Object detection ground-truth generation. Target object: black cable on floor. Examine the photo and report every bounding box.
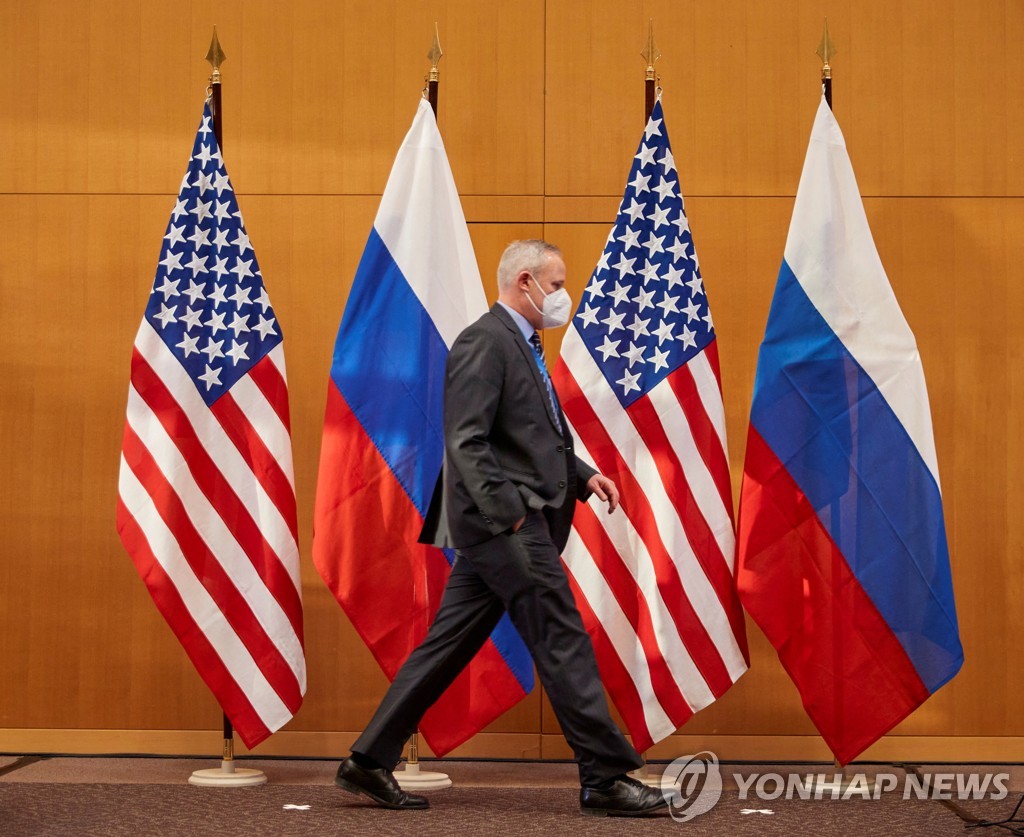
[901,763,1024,836]
[965,792,1024,836]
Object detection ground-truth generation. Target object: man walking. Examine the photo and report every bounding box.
[335,240,667,817]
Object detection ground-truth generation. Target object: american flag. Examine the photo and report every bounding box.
[117,101,305,749]
[553,99,749,752]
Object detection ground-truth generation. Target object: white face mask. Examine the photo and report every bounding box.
[525,277,573,329]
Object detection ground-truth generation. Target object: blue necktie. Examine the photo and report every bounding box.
[529,331,563,433]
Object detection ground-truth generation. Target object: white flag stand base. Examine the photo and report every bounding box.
[394,760,453,790]
[189,760,267,787]
[629,760,661,788]
[393,732,452,790]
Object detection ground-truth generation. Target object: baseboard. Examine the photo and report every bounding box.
[0,728,1020,763]
[0,729,541,760]
[544,734,1024,763]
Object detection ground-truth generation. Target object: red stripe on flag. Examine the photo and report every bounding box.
[738,426,930,764]
[556,359,734,700]
[313,383,527,756]
[626,389,748,663]
[211,388,299,543]
[130,350,304,639]
[664,352,734,524]
[116,497,272,749]
[564,568,655,753]
[248,353,292,434]
[572,501,695,729]
[703,337,726,398]
[121,424,303,715]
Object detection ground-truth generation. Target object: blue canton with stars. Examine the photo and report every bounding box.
[574,99,714,408]
[144,101,282,406]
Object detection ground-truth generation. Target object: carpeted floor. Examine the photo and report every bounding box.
[0,758,1021,836]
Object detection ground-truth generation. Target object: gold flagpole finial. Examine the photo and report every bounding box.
[206,25,227,85]
[816,18,836,79]
[427,22,443,83]
[640,18,661,81]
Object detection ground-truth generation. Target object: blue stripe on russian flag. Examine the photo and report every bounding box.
[751,259,963,694]
[331,228,534,694]
[331,228,447,517]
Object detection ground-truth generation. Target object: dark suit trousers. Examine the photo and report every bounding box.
[351,511,643,786]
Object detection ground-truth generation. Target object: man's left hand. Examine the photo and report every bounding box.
[586,473,620,514]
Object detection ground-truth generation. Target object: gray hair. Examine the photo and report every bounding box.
[496,239,562,292]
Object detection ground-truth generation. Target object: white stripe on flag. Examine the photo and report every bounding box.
[229,373,295,492]
[135,321,301,593]
[125,385,306,684]
[267,344,289,383]
[687,350,731,467]
[374,99,487,349]
[784,98,941,486]
[647,377,735,564]
[118,456,295,732]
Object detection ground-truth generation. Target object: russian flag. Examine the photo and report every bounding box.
[736,97,963,765]
[312,99,533,756]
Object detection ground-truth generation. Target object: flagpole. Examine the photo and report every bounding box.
[641,19,660,123]
[809,21,845,787]
[808,24,877,792]
[188,28,265,788]
[630,19,664,791]
[206,25,225,149]
[426,22,442,117]
[394,26,452,793]
[815,31,840,769]
[817,18,835,110]
[817,21,848,781]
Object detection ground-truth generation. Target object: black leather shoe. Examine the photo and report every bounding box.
[335,757,429,810]
[580,775,668,817]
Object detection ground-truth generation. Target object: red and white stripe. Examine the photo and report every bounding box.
[117,320,305,748]
[555,328,748,752]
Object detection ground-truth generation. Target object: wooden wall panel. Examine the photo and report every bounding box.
[0,0,1021,760]
[218,0,545,196]
[546,0,1024,199]
[0,0,545,196]
[0,194,216,730]
[0,0,195,194]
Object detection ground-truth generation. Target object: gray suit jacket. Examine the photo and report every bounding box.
[419,304,596,551]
